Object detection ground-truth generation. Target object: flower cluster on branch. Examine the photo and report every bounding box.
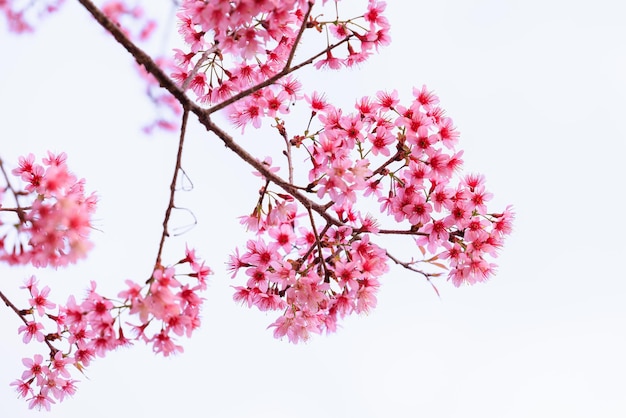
[1,0,513,410]
[8,252,209,410]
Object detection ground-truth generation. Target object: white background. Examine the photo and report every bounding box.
[1,0,625,416]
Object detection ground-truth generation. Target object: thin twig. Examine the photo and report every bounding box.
[76,0,426,256]
[0,206,32,212]
[385,251,441,297]
[77,0,194,109]
[204,37,351,116]
[0,159,26,223]
[181,46,219,92]
[0,290,59,355]
[276,121,294,184]
[0,290,28,325]
[302,207,330,279]
[378,229,428,236]
[284,1,314,70]
[198,115,342,226]
[155,107,189,268]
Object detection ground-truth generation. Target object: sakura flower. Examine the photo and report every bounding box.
[29,285,55,317]
[21,354,48,382]
[18,321,45,344]
[28,392,55,411]
[314,50,342,70]
[268,223,296,253]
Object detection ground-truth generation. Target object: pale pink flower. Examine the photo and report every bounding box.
[28,391,55,411]
[412,85,440,110]
[10,378,32,398]
[375,89,399,110]
[57,379,78,402]
[268,223,296,253]
[21,354,48,381]
[29,285,55,316]
[368,126,394,156]
[19,321,45,344]
[151,330,184,356]
[402,193,433,226]
[305,91,329,113]
[314,50,342,70]
[50,351,71,379]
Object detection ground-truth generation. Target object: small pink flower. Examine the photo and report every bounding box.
[21,354,48,381]
[375,89,399,110]
[29,285,56,316]
[28,391,55,411]
[18,321,45,344]
[305,91,329,113]
[50,351,71,379]
[151,330,184,356]
[314,50,342,70]
[412,85,440,109]
[10,378,32,398]
[268,223,296,253]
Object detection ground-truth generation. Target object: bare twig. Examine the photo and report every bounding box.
[284,1,314,70]
[385,251,441,297]
[0,159,27,223]
[155,107,190,268]
[275,121,294,184]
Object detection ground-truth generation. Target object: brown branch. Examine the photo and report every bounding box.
[182,46,218,91]
[378,229,428,236]
[384,252,441,297]
[75,0,346,229]
[0,206,32,212]
[76,0,199,113]
[303,207,329,279]
[77,0,429,252]
[203,37,352,116]
[197,114,343,226]
[0,159,27,223]
[0,289,59,355]
[0,290,28,325]
[155,107,190,268]
[275,121,294,184]
[284,1,314,70]
[368,147,408,178]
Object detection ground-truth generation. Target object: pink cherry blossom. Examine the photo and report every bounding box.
[18,321,45,344]
[2,0,514,409]
[28,284,56,317]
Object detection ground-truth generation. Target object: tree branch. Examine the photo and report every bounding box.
[0,289,59,355]
[384,252,441,297]
[75,0,443,289]
[0,159,27,223]
[75,0,346,229]
[155,107,189,268]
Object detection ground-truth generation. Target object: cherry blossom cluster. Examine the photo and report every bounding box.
[10,248,210,410]
[230,226,388,343]
[302,86,514,286]
[0,152,97,268]
[2,0,515,408]
[0,0,64,33]
[172,0,390,109]
[228,85,513,341]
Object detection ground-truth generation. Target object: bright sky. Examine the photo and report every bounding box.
[1,1,625,417]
